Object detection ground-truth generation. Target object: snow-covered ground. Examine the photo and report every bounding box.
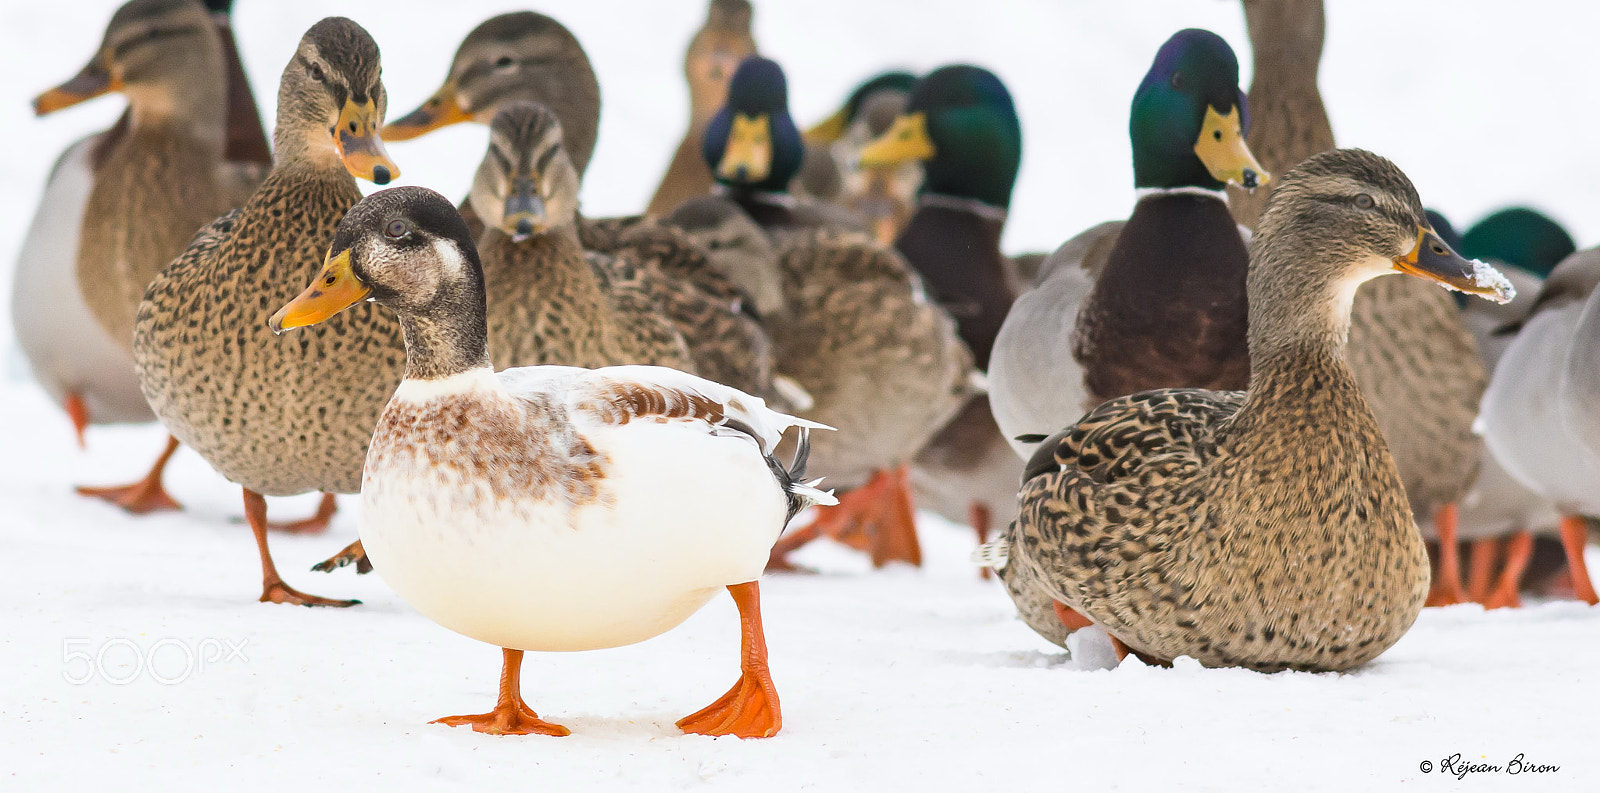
[4,384,1598,790]
[4,1,1600,790]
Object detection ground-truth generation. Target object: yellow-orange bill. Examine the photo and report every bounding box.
[381,84,472,142]
[1392,226,1515,304]
[1192,106,1268,190]
[335,99,400,184]
[268,249,370,332]
[857,112,935,167]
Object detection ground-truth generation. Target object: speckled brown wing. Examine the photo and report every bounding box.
[583,251,697,371]
[135,165,405,497]
[581,215,773,398]
[79,129,228,355]
[769,229,972,488]
[1345,277,1485,516]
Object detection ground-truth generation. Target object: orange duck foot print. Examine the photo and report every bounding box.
[433,706,570,737]
[260,580,360,608]
[677,669,782,738]
[75,434,184,514]
[311,539,371,574]
[268,492,338,535]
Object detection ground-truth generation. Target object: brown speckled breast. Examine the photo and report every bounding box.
[1010,348,1429,672]
[135,162,403,497]
[769,230,973,487]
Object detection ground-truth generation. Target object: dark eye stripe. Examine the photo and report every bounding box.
[533,141,561,173]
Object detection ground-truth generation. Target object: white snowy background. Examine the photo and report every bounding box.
[2,0,1598,790]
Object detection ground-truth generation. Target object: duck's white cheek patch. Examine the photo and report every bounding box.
[430,237,469,279]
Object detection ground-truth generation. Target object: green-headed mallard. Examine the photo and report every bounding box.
[990,29,1266,476]
[983,149,1514,670]
[380,12,776,403]
[269,184,833,737]
[14,0,270,515]
[678,56,972,569]
[645,0,758,218]
[795,70,923,246]
[134,16,402,607]
[853,64,1029,558]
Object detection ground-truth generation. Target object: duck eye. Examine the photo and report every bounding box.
[309,63,325,82]
[494,56,516,70]
[1169,72,1184,90]
[1354,194,1375,210]
[384,219,411,239]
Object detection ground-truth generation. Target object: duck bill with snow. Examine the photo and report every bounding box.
[1393,226,1516,304]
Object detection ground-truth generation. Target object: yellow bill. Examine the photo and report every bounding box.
[803,106,848,146]
[717,113,773,183]
[858,112,935,167]
[1193,106,1268,190]
[335,99,400,184]
[1392,226,1515,304]
[268,249,371,333]
[382,83,472,142]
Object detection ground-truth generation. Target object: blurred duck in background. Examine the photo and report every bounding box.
[12,0,270,515]
[794,71,923,245]
[674,55,973,570]
[646,0,758,218]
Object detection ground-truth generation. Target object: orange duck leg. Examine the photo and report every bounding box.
[63,391,90,449]
[1483,531,1534,610]
[767,466,921,571]
[76,434,183,514]
[677,582,782,738]
[433,648,570,736]
[1466,537,1501,604]
[1558,516,1599,606]
[242,489,359,608]
[267,492,338,535]
[1425,503,1467,607]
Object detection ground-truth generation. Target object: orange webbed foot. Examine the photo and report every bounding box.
[75,434,184,514]
[434,649,569,736]
[267,492,338,535]
[679,582,782,739]
[260,580,360,608]
[311,539,371,574]
[433,705,570,737]
[677,667,782,738]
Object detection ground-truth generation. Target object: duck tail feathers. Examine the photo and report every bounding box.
[971,535,1010,571]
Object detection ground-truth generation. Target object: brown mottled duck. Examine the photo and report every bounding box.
[981,149,1514,671]
[14,0,270,515]
[645,0,758,218]
[134,17,402,607]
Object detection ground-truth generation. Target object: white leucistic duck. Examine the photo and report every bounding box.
[269,186,835,737]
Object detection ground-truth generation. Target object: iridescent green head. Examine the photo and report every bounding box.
[857,64,1021,209]
[1461,207,1576,278]
[1130,29,1266,191]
